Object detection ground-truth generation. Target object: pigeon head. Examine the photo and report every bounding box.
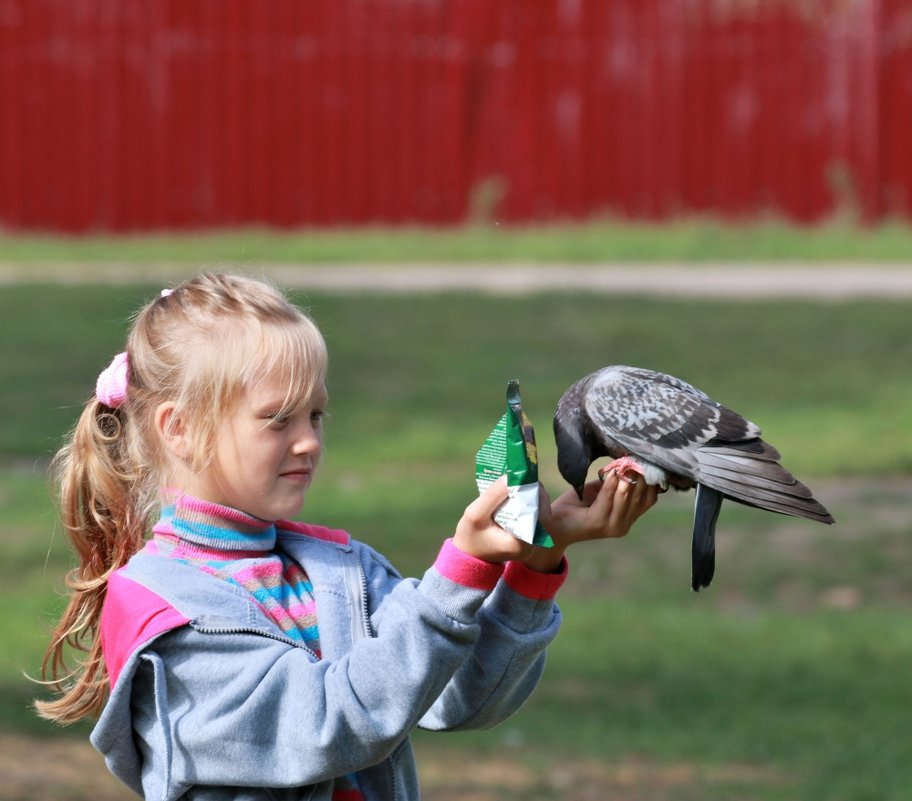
[553,386,595,499]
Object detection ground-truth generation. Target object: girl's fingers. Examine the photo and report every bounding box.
[606,478,637,535]
[595,472,658,538]
[455,475,533,562]
[616,480,659,528]
[468,475,510,520]
[543,470,662,547]
[587,470,620,519]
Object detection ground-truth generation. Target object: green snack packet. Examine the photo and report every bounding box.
[475,380,553,547]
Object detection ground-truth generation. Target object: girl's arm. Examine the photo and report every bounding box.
[416,556,564,731]
[417,471,658,731]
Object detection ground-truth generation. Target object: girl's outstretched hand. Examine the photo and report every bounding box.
[452,476,534,563]
[527,470,660,573]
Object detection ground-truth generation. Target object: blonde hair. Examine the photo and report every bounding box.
[36,272,327,724]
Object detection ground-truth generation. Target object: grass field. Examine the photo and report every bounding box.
[3,216,912,264]
[1,272,910,800]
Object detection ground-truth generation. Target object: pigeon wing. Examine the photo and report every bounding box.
[582,366,759,479]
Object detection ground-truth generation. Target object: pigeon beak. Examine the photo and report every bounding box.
[574,484,585,501]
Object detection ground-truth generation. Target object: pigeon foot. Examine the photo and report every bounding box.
[598,456,669,491]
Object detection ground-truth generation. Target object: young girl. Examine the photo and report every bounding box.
[38,272,657,800]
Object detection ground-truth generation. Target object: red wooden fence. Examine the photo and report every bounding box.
[1,0,910,233]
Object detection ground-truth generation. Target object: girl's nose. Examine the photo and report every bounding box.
[292,423,322,455]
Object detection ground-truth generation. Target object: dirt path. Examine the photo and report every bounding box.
[266,262,912,299]
[0,733,780,801]
[1,261,911,299]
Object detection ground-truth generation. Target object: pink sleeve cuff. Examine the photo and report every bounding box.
[434,538,505,592]
[503,556,569,600]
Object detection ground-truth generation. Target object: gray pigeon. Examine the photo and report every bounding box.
[553,365,834,591]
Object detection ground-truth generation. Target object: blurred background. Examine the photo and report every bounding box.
[1,2,911,800]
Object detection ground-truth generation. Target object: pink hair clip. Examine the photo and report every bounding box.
[96,352,130,409]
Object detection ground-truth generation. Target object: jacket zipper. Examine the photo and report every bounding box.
[191,623,321,662]
[356,559,372,639]
[356,558,399,801]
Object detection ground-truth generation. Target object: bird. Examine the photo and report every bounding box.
[553,365,834,591]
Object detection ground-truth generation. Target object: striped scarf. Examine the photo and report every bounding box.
[145,493,322,657]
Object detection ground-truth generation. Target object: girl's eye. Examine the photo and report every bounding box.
[310,410,325,426]
[267,413,290,429]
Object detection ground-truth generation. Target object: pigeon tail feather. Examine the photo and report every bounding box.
[692,484,722,591]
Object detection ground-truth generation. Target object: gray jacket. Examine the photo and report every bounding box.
[91,522,565,800]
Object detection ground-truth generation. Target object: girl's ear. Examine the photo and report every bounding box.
[154,402,189,461]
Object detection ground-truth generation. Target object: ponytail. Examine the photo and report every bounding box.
[35,398,149,724]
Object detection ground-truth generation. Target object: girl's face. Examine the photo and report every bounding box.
[187,370,328,521]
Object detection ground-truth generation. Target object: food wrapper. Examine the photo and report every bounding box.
[475,380,553,547]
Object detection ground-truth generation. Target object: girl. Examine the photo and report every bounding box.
[38,272,657,800]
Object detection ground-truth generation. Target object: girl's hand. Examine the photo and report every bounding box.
[453,476,533,563]
[525,470,660,573]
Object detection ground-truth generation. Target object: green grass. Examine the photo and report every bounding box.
[2,283,911,799]
[2,287,910,474]
[479,601,912,800]
[3,217,912,263]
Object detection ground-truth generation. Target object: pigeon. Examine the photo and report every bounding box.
[553,365,834,591]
